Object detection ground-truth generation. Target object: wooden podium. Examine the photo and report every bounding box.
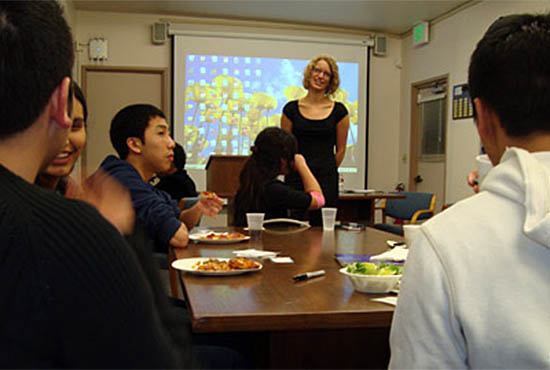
[205,155,248,198]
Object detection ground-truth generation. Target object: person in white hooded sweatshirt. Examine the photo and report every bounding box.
[389,13,550,369]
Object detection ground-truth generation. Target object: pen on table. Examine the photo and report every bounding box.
[293,269,325,281]
[390,241,406,248]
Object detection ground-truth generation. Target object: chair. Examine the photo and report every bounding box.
[153,250,180,299]
[374,192,436,235]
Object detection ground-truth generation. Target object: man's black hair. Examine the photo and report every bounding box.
[110,104,166,159]
[468,13,550,136]
[0,1,74,138]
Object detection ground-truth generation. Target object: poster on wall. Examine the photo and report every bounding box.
[452,83,474,120]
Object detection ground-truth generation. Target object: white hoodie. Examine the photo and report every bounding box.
[389,147,550,369]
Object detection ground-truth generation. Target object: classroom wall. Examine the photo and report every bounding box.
[73,10,402,191]
[400,0,550,204]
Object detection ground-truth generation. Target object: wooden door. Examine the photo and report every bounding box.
[409,75,448,212]
[80,66,168,174]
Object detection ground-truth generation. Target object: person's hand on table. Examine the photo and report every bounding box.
[467,169,479,193]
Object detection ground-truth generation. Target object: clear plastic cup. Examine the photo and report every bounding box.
[246,213,265,240]
[321,207,337,231]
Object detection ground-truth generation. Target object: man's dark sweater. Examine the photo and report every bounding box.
[99,155,181,248]
[0,165,189,368]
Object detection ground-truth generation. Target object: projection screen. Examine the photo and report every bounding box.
[172,31,369,190]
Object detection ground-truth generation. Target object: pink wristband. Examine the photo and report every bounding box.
[309,191,325,209]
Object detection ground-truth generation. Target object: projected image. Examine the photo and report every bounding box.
[180,55,359,170]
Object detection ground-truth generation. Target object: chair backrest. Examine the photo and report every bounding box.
[385,192,435,221]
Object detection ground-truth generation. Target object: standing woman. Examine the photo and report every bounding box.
[281,55,349,225]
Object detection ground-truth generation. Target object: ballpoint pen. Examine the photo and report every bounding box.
[293,269,326,281]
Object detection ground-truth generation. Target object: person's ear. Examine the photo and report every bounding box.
[474,97,498,143]
[49,77,72,129]
[127,137,143,154]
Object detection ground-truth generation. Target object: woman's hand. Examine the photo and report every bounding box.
[68,170,135,235]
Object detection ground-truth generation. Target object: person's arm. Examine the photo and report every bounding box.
[281,113,293,133]
[56,207,188,368]
[389,229,467,369]
[169,222,189,248]
[294,154,323,209]
[335,115,350,167]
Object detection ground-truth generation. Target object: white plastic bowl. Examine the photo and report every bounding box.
[340,267,401,293]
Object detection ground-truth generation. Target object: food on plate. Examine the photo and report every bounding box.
[201,232,246,240]
[201,191,217,199]
[346,262,402,276]
[193,257,260,271]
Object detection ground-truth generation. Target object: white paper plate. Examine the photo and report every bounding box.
[172,257,262,276]
[189,232,250,244]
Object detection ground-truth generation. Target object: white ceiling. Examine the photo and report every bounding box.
[72,0,473,35]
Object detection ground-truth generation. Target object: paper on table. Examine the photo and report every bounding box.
[233,249,278,259]
[270,256,294,263]
[370,246,409,262]
[189,228,214,237]
[372,296,398,306]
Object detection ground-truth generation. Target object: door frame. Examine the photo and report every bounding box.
[81,65,169,112]
[409,74,448,196]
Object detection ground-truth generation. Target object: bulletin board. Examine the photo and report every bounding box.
[452,83,474,120]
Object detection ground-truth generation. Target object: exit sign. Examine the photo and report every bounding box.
[413,22,429,47]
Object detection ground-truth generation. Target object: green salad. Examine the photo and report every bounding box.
[346,262,402,276]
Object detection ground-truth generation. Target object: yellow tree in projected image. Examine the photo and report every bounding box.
[185,82,221,163]
[185,74,283,165]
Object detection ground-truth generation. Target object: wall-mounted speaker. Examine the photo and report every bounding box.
[374,35,387,56]
[152,22,167,44]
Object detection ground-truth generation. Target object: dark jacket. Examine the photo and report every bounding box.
[99,155,181,247]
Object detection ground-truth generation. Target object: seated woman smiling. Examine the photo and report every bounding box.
[36,81,87,195]
[232,127,325,226]
[36,82,134,235]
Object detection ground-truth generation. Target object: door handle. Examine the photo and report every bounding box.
[414,175,423,184]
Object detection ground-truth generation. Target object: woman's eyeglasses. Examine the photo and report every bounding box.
[312,67,332,78]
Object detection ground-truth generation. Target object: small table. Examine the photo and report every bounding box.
[338,192,406,226]
[173,226,403,368]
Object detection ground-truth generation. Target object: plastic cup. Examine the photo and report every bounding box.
[246,213,265,240]
[476,154,493,185]
[321,207,337,231]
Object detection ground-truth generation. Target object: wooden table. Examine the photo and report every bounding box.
[173,226,403,368]
[338,192,406,226]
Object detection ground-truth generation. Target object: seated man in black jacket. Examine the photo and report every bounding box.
[99,104,223,252]
[0,2,197,367]
[155,142,199,200]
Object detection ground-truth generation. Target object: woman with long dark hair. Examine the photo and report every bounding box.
[233,127,325,226]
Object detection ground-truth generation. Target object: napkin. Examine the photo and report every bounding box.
[270,256,294,263]
[189,228,214,237]
[372,297,398,306]
[233,249,278,259]
[370,246,409,262]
